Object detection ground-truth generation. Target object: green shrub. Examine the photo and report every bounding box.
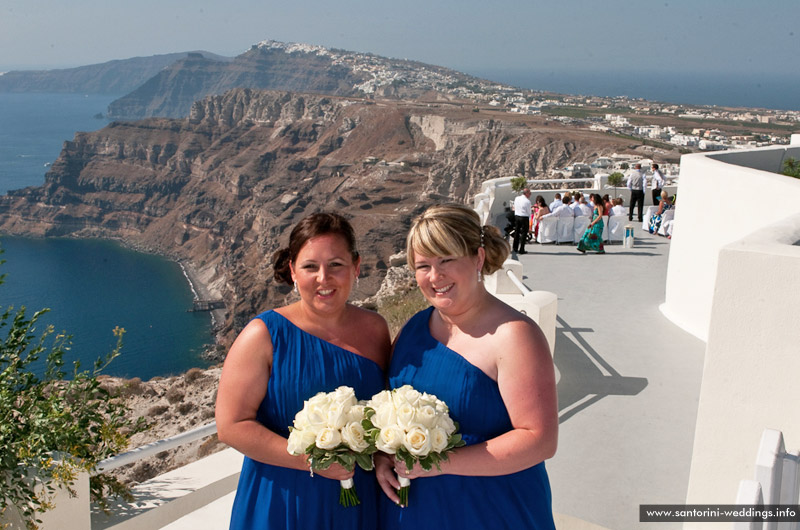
[510,175,528,193]
[781,157,800,179]
[607,172,625,197]
[0,253,147,528]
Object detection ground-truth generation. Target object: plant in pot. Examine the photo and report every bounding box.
[607,172,625,198]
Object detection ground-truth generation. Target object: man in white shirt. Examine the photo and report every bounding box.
[512,188,532,254]
[549,193,563,212]
[575,195,593,217]
[651,163,666,205]
[610,197,626,216]
[570,195,584,216]
[551,194,574,217]
[626,163,646,222]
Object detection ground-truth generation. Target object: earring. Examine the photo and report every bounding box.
[293,281,298,293]
[355,276,360,288]
[477,269,483,283]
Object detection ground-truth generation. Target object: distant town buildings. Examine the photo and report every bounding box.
[259,40,798,152]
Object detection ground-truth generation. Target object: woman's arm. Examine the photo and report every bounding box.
[395,319,558,479]
[215,319,353,480]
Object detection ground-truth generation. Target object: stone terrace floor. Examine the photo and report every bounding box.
[163,224,706,530]
[522,225,706,530]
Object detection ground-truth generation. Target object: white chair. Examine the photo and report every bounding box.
[657,209,675,237]
[601,215,609,242]
[573,216,590,243]
[662,219,674,238]
[536,215,558,244]
[556,216,574,244]
[642,205,658,230]
[607,215,627,243]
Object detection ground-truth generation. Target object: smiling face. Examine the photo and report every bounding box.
[413,250,484,313]
[290,233,360,315]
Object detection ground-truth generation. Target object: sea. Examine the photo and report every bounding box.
[0,93,213,380]
[473,69,800,112]
[0,73,794,378]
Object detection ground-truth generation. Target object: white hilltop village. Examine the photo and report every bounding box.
[257,41,799,158]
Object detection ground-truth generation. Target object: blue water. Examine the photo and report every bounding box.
[472,69,800,112]
[0,93,213,379]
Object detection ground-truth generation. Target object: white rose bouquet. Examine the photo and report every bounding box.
[364,384,465,506]
[287,386,376,507]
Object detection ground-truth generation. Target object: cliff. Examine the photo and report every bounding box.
[105,40,505,119]
[0,52,231,95]
[0,88,643,346]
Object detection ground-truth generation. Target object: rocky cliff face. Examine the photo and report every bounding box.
[0,88,638,346]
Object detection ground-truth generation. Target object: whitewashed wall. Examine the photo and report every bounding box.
[684,213,800,520]
[662,145,800,341]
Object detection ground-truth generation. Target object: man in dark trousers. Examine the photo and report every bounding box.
[512,188,532,254]
[626,163,646,222]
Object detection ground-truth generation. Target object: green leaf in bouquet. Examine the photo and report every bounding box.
[354,452,374,471]
[364,407,375,420]
[339,451,356,470]
[419,455,434,472]
[448,433,465,448]
[396,447,415,473]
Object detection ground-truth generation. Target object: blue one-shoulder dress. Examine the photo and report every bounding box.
[380,307,555,530]
[229,310,384,530]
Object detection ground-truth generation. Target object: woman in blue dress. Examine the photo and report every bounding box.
[577,193,606,254]
[216,213,391,529]
[376,204,558,529]
[648,191,673,234]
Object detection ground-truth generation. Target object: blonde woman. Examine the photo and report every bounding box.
[376,204,557,529]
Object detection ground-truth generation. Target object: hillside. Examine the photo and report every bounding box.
[0,51,231,95]
[106,40,508,119]
[0,88,655,347]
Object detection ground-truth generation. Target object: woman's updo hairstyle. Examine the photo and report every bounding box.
[272,212,359,285]
[406,203,510,275]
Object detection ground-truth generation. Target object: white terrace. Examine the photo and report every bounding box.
[9,137,800,530]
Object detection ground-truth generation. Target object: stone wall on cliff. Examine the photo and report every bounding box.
[0,88,642,347]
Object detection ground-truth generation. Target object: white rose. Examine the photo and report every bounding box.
[293,408,311,431]
[415,404,437,429]
[287,428,317,455]
[434,399,449,415]
[420,392,439,407]
[315,427,343,450]
[403,425,432,457]
[304,395,332,430]
[326,400,350,430]
[341,421,370,453]
[376,425,405,454]
[437,413,457,435]
[430,426,449,453]
[369,390,393,408]
[371,402,397,430]
[393,385,421,408]
[347,404,367,424]
[331,386,357,408]
[396,402,416,430]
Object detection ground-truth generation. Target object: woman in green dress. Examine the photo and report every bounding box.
[577,194,605,254]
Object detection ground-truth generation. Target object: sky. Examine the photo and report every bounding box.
[2,0,797,75]
[2,0,799,110]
